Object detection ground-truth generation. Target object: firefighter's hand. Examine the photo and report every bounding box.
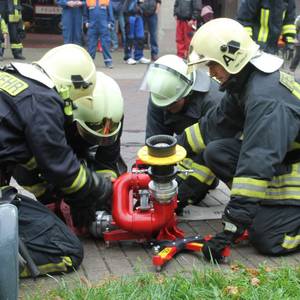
[68,172,113,228]
[202,217,245,263]
[202,232,233,263]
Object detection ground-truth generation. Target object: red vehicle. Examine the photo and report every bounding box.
[21,0,62,33]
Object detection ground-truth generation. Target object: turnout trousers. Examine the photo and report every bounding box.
[203,138,300,255]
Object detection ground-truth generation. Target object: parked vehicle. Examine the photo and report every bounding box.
[21,0,62,33]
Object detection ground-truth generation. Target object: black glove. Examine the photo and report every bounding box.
[176,177,213,215]
[65,171,113,228]
[202,231,234,263]
[202,216,245,263]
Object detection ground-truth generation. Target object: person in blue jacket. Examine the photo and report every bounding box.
[84,0,114,68]
[57,0,85,45]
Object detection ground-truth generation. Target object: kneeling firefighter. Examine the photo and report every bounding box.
[0,44,120,280]
[180,18,300,262]
[141,54,223,213]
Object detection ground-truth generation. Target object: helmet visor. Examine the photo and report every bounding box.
[76,118,121,146]
[140,63,192,106]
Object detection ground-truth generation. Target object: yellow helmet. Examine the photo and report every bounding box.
[34,44,96,101]
[73,72,124,146]
[188,18,259,74]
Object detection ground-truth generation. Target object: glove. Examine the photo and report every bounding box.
[202,231,234,263]
[65,171,113,228]
[176,177,214,215]
[202,216,245,263]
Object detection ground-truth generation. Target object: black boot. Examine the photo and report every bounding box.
[12,49,25,60]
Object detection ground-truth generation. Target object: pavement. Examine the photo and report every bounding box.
[2,34,300,298]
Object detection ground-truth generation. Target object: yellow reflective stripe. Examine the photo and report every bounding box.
[282,24,296,35]
[265,186,300,200]
[61,165,87,194]
[285,36,295,43]
[8,13,21,22]
[190,162,215,185]
[10,43,23,49]
[185,123,205,154]
[289,141,300,150]
[96,169,117,179]
[258,8,269,43]
[21,157,37,170]
[231,177,268,199]
[282,234,300,249]
[179,158,193,169]
[20,256,73,278]
[23,182,47,198]
[177,159,193,180]
[244,26,253,37]
[292,81,300,100]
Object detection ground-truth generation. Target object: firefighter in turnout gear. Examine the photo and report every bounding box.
[141,54,223,212]
[0,44,116,277]
[236,0,296,55]
[184,18,300,262]
[0,0,26,59]
[13,70,126,219]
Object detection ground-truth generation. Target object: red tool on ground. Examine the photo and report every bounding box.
[49,135,235,271]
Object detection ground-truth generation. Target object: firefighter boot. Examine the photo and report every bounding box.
[12,49,26,60]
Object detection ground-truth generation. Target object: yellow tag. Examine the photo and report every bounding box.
[189,242,203,247]
[159,247,173,259]
[0,71,28,96]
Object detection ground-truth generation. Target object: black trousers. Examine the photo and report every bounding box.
[203,138,300,255]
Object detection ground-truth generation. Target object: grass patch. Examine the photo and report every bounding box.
[27,264,300,300]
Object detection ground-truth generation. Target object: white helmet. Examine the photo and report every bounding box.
[140,55,210,107]
[188,18,283,74]
[73,72,124,146]
[34,44,96,102]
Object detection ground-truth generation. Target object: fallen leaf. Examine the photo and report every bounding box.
[224,285,239,295]
[251,277,260,286]
[264,266,272,272]
[80,276,92,288]
[230,264,240,272]
[246,268,259,277]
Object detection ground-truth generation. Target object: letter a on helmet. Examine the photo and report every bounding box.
[188,18,282,74]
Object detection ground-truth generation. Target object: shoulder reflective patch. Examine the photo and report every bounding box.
[279,71,294,92]
[0,71,28,96]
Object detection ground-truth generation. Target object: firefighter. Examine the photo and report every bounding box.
[184,18,300,261]
[236,0,296,55]
[13,71,126,207]
[141,54,223,212]
[0,0,26,59]
[0,44,114,275]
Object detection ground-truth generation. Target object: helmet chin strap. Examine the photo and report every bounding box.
[58,86,75,124]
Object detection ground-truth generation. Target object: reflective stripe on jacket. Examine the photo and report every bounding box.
[237,0,296,52]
